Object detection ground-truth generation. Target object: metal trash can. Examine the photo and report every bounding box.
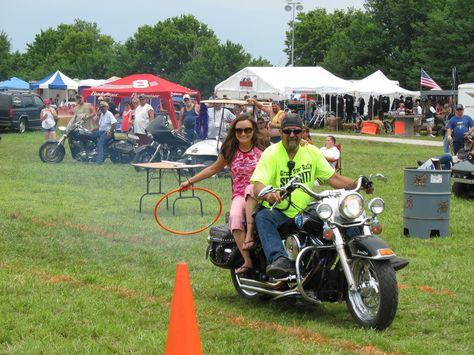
[403,168,451,238]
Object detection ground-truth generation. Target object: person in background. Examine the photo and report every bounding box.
[40,98,57,140]
[319,135,340,169]
[447,104,474,154]
[120,101,133,133]
[178,94,200,142]
[71,94,97,131]
[133,94,155,146]
[442,104,453,153]
[248,99,285,143]
[94,101,117,164]
[180,114,267,275]
[301,125,313,144]
[206,101,235,140]
[103,93,118,118]
[424,100,436,137]
[256,116,271,147]
[414,99,423,136]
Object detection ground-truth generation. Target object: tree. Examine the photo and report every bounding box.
[0,31,12,80]
[413,0,474,88]
[126,15,271,97]
[21,19,117,80]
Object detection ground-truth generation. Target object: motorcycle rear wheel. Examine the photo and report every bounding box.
[346,259,397,330]
[39,141,65,163]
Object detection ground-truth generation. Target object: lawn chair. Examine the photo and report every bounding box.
[335,144,342,174]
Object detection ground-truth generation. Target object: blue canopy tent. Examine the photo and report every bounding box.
[0,77,30,90]
[30,70,78,105]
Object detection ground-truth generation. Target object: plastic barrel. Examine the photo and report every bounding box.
[403,168,451,238]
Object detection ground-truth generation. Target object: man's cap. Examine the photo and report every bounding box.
[183,94,191,100]
[455,104,464,110]
[281,113,304,129]
[138,94,146,99]
[99,101,109,108]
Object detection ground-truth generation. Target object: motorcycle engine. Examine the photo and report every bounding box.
[110,141,134,154]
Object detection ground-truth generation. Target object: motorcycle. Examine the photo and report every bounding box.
[451,134,474,198]
[132,114,192,171]
[207,174,408,330]
[39,117,139,164]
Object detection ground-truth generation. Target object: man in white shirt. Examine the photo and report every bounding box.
[94,101,117,164]
[319,135,340,169]
[206,102,235,139]
[133,94,155,145]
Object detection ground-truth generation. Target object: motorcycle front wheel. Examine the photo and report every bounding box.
[133,146,161,172]
[346,259,397,330]
[39,141,65,163]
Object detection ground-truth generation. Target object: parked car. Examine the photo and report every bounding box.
[0,91,45,133]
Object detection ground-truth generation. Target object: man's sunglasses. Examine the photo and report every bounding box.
[235,127,253,134]
[282,129,303,135]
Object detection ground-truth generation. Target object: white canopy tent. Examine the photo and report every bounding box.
[337,70,419,97]
[215,66,351,101]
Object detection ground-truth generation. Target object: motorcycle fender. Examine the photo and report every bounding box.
[347,235,395,260]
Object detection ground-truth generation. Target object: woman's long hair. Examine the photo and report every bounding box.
[221,113,267,164]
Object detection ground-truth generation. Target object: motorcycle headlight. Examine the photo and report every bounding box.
[316,203,333,220]
[339,193,364,219]
[368,197,385,215]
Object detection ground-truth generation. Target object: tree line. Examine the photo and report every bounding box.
[1,0,473,98]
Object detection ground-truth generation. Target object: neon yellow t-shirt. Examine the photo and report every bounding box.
[251,142,335,217]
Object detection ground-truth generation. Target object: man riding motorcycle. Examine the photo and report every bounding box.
[251,113,375,278]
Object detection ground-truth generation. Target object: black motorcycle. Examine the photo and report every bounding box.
[207,174,408,330]
[39,118,138,164]
[132,114,191,171]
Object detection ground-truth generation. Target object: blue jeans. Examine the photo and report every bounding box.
[255,208,293,264]
[443,132,450,153]
[93,131,111,164]
[438,153,453,169]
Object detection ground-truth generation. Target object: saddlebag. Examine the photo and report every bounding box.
[206,224,242,269]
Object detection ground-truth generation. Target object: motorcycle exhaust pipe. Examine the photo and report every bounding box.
[240,284,299,298]
[239,277,286,290]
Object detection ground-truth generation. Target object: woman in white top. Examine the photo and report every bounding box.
[40,98,58,141]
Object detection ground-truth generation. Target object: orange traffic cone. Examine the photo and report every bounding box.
[165,262,203,355]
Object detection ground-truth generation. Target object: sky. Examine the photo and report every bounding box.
[1,0,365,66]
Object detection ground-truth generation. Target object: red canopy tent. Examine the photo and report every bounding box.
[82,74,200,128]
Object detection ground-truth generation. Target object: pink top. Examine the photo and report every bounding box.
[229,147,262,198]
[121,110,132,132]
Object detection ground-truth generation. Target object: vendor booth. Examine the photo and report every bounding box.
[215,66,351,101]
[0,77,30,90]
[30,70,78,105]
[82,74,199,128]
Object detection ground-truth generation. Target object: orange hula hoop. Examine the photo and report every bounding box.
[154,187,223,235]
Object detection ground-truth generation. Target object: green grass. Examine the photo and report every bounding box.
[0,131,473,354]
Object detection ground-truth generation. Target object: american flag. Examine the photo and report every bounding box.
[420,69,442,90]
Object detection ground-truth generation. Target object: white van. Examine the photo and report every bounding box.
[457,83,474,117]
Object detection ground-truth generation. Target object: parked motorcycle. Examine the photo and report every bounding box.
[451,134,474,198]
[207,174,408,330]
[132,114,191,171]
[39,117,138,164]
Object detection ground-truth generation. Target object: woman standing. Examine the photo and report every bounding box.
[40,98,57,141]
[120,101,133,133]
[180,114,267,274]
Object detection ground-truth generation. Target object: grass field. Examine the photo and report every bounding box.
[0,130,473,354]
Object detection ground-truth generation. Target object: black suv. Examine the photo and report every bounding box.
[0,91,45,133]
